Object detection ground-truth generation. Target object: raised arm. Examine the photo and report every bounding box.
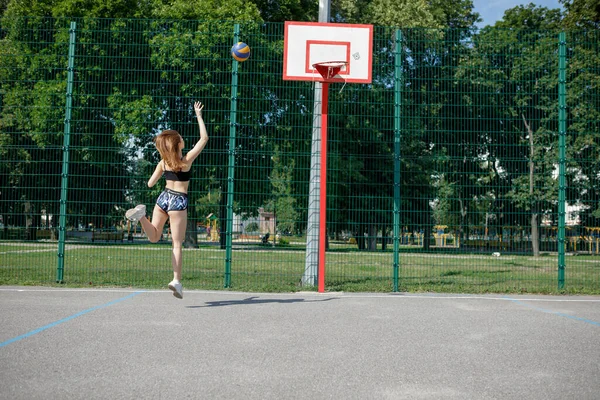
[183,101,209,164]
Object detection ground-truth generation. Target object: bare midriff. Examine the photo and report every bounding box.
[165,180,190,194]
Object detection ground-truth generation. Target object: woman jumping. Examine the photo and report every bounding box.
[125,101,209,299]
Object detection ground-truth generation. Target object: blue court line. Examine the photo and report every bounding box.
[0,291,145,348]
[507,297,600,327]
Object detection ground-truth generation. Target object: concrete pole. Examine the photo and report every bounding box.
[302,0,330,286]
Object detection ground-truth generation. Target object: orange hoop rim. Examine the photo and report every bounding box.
[312,61,348,82]
[312,61,348,69]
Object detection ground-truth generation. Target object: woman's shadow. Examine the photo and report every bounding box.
[186,296,338,308]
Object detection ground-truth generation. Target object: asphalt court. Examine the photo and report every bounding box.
[1,287,599,400]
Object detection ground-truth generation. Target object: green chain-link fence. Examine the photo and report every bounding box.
[1,17,599,293]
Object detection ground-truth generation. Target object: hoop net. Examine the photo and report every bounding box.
[312,61,348,81]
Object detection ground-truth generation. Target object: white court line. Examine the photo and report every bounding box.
[1,287,599,302]
[570,259,600,264]
[0,249,57,255]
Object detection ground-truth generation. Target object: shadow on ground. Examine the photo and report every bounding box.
[186,296,338,308]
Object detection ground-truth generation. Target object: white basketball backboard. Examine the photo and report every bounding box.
[283,22,373,84]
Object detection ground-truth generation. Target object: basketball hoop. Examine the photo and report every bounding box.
[312,61,348,81]
[284,22,373,292]
[312,61,349,93]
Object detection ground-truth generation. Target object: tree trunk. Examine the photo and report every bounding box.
[355,230,366,250]
[423,224,431,251]
[459,198,467,245]
[531,214,539,256]
[219,191,227,249]
[184,220,198,248]
[523,114,539,257]
[368,224,377,251]
[29,213,41,241]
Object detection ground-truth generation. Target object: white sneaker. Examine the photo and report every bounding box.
[168,280,183,299]
[125,204,146,223]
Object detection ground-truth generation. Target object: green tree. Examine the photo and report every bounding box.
[0,0,9,15]
[249,0,317,22]
[150,0,261,21]
[334,0,440,27]
[0,3,157,235]
[432,176,460,228]
[559,1,600,229]
[324,1,479,250]
[1,0,282,247]
[4,0,148,18]
[457,4,563,256]
[560,0,600,28]
[265,146,298,235]
[333,0,479,28]
[0,17,76,234]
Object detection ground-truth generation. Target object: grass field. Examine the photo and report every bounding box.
[1,241,599,294]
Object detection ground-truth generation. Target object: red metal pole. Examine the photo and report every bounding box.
[318,82,329,293]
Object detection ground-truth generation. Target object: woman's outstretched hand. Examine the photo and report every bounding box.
[194,101,204,118]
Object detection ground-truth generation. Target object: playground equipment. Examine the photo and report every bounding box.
[206,213,219,242]
[583,227,600,255]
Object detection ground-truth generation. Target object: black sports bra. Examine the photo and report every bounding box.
[164,169,191,182]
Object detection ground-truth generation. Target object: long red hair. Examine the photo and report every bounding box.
[154,130,187,171]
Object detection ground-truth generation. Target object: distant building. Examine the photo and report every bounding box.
[233,208,276,234]
[542,202,588,227]
[258,208,276,234]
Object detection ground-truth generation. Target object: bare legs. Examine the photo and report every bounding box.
[167,210,187,281]
[137,206,187,289]
[139,205,169,243]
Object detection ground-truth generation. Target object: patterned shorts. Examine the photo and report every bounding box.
[156,189,188,213]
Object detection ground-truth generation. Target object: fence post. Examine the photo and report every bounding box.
[224,23,240,288]
[57,21,77,283]
[393,29,403,292]
[557,32,567,290]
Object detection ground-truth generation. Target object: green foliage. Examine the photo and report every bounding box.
[428,0,480,29]
[3,0,150,18]
[333,0,478,28]
[334,0,439,27]
[51,0,151,18]
[251,0,317,22]
[432,176,460,229]
[266,146,298,234]
[3,0,53,18]
[449,5,566,236]
[151,0,261,21]
[564,29,600,226]
[195,188,222,224]
[0,0,8,14]
[560,0,600,29]
[495,3,562,29]
[0,13,598,267]
[107,92,162,144]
